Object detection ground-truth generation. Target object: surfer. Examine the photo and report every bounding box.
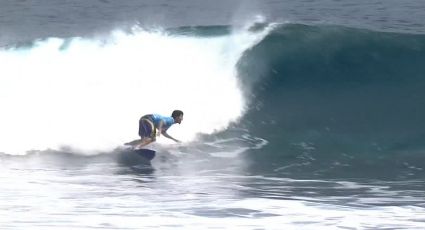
[125,110,183,149]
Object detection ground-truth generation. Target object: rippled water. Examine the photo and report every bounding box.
[2,150,425,229]
[1,0,425,46]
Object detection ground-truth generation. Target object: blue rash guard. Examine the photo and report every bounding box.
[149,114,175,131]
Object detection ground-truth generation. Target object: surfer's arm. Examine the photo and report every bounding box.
[162,130,181,143]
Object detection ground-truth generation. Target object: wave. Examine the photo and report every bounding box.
[233,24,425,178]
[238,24,425,148]
[0,23,271,155]
[2,21,425,179]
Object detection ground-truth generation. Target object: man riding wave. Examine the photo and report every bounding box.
[125,110,183,149]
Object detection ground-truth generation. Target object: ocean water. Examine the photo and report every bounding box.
[1,1,425,229]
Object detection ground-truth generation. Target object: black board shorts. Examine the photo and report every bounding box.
[138,115,156,139]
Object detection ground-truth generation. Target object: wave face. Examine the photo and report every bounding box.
[0,25,271,154]
[2,22,425,179]
[235,24,425,178]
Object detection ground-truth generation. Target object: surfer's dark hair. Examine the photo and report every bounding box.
[171,110,183,119]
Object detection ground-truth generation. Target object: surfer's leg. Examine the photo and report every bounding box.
[124,139,141,146]
[125,116,155,149]
[134,137,154,149]
[133,117,155,149]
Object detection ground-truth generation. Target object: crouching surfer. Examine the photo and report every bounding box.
[125,110,183,149]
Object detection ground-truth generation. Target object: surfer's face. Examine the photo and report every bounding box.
[175,114,183,124]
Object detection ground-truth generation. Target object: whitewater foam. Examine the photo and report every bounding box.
[0,24,271,155]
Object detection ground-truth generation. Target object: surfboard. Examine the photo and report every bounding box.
[115,147,156,166]
[132,148,156,161]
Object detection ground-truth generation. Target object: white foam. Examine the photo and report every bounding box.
[0,24,271,154]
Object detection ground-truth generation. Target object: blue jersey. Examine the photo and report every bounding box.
[150,114,175,131]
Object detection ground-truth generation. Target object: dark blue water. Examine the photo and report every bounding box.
[234,24,425,180]
[2,0,425,46]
